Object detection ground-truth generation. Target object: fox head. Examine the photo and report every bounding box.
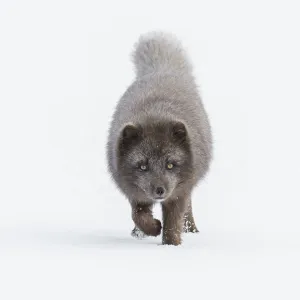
[117,120,193,202]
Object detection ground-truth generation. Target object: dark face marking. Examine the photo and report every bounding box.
[118,121,192,202]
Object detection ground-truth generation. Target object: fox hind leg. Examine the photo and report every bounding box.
[183,197,199,233]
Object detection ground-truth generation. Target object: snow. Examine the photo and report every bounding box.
[1,0,300,299]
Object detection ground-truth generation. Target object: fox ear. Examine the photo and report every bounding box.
[122,124,141,140]
[119,124,142,152]
[172,121,187,143]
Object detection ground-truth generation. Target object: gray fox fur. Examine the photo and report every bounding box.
[107,32,212,245]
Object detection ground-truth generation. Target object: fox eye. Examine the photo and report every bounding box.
[139,164,148,171]
[166,163,174,170]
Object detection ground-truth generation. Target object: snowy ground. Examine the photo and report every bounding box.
[1,0,300,299]
[1,226,299,299]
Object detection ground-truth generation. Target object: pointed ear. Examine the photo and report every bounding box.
[119,123,142,152]
[172,121,187,143]
[122,124,141,140]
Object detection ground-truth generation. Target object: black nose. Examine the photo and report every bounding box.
[156,187,165,197]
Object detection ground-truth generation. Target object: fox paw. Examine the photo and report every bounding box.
[183,220,199,233]
[131,226,147,239]
[147,219,162,236]
[141,219,162,237]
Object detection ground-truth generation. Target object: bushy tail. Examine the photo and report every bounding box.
[132,31,192,78]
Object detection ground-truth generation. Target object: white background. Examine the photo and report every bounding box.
[1,0,300,299]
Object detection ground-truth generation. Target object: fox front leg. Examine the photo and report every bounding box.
[162,198,186,245]
[131,203,162,237]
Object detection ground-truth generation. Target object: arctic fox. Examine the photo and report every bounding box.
[107,32,212,245]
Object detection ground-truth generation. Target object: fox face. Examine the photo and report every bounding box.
[117,120,193,202]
